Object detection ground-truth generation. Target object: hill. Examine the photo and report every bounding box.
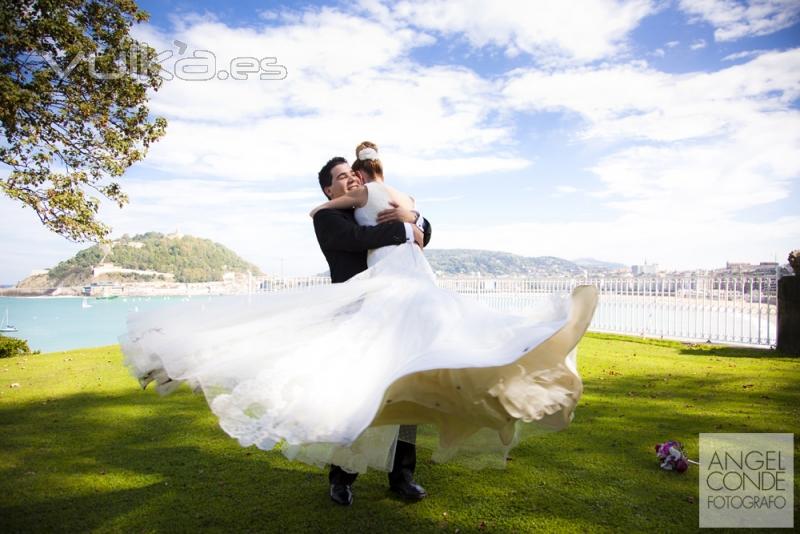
[424,249,586,277]
[572,257,627,271]
[19,232,263,287]
[317,249,624,277]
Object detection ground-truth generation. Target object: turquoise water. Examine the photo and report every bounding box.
[0,296,226,353]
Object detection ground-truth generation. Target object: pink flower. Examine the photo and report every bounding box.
[655,440,695,473]
[675,458,689,473]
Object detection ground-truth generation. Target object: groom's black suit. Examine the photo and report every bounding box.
[312,207,432,488]
[313,208,431,282]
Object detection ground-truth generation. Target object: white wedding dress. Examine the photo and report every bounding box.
[120,181,598,473]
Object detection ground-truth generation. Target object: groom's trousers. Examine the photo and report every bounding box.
[329,425,417,486]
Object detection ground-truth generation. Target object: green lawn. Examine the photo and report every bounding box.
[1,333,797,533]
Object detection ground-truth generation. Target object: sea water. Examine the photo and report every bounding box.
[0,296,225,353]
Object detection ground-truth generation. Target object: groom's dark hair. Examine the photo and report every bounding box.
[318,156,348,199]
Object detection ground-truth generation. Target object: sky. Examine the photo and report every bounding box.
[1,0,799,283]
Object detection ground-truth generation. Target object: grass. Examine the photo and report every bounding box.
[0,333,798,533]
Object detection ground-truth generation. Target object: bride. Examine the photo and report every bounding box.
[119,141,598,479]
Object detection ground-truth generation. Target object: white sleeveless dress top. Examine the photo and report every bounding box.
[354,181,403,266]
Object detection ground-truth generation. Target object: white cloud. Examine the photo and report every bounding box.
[590,122,799,218]
[666,40,681,47]
[555,185,579,194]
[501,48,800,251]
[130,10,525,183]
[0,196,86,283]
[415,195,462,203]
[722,48,771,60]
[679,0,800,41]
[502,49,800,143]
[690,38,707,49]
[381,0,659,64]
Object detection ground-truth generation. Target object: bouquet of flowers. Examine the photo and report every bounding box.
[655,440,699,472]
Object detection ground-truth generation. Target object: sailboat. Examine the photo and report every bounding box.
[82,297,92,309]
[0,308,18,333]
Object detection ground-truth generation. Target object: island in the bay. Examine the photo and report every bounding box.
[6,232,263,297]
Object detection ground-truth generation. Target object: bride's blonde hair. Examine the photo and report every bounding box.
[352,140,383,179]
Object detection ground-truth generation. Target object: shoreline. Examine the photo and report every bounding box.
[0,284,253,298]
[4,332,780,357]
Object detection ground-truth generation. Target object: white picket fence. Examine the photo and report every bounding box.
[251,275,779,347]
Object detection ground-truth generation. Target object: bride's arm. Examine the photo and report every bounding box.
[313,210,410,252]
[376,189,432,247]
[308,186,368,218]
[376,186,417,224]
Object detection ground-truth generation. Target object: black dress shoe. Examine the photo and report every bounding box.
[389,479,427,500]
[330,483,353,506]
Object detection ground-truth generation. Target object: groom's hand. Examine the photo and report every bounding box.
[377,201,417,224]
[413,225,424,248]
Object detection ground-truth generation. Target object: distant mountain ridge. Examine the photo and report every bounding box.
[424,249,583,277]
[316,249,625,277]
[17,232,262,287]
[572,257,627,270]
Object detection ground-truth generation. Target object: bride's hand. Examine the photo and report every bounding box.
[376,201,418,224]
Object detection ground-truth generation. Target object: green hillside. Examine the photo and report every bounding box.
[425,249,584,277]
[43,232,263,284]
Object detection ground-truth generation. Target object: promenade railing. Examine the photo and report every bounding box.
[251,275,778,347]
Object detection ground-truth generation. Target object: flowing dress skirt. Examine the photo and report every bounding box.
[120,243,598,473]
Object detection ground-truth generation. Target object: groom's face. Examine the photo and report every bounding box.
[326,162,362,199]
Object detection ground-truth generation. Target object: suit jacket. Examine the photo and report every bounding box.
[313,208,432,283]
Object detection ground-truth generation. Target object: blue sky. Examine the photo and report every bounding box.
[1,0,799,282]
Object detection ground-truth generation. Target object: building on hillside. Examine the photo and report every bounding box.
[724,261,780,275]
[92,262,175,280]
[632,262,659,276]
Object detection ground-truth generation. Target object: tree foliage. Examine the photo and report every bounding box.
[0,334,33,358]
[0,0,166,242]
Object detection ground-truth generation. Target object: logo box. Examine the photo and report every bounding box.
[699,433,794,528]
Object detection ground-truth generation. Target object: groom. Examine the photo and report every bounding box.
[314,156,432,506]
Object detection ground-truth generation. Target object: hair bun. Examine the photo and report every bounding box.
[355,140,379,158]
[352,140,383,178]
[357,147,379,161]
